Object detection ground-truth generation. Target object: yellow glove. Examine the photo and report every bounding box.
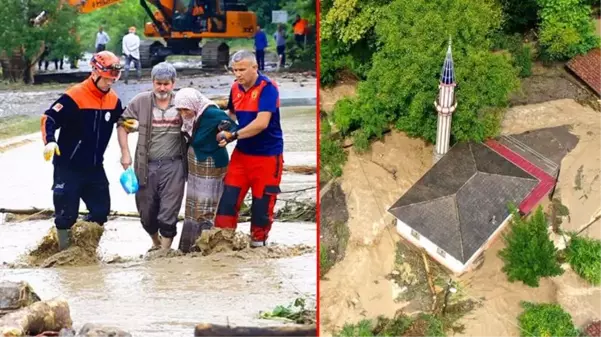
[122,119,139,133]
[43,142,60,161]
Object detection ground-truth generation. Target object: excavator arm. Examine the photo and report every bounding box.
[66,0,124,13]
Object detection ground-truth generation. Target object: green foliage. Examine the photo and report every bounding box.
[76,0,148,54]
[319,0,381,85]
[319,118,347,181]
[499,205,564,287]
[320,35,375,86]
[518,302,580,337]
[499,0,540,33]
[336,314,447,337]
[0,0,80,60]
[565,234,601,285]
[330,0,519,148]
[537,0,600,61]
[514,45,533,78]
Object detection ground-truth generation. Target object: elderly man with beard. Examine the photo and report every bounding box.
[116,62,187,251]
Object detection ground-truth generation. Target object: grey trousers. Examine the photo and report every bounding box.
[135,157,185,238]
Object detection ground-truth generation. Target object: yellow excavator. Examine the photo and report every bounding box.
[39,0,258,68]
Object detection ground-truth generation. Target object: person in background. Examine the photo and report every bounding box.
[38,44,51,71]
[213,50,284,248]
[254,25,267,71]
[174,87,238,253]
[122,26,142,84]
[117,62,187,252]
[95,26,110,52]
[292,15,307,48]
[41,51,124,251]
[273,24,286,69]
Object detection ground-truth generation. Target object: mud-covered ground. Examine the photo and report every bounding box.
[0,64,317,335]
[318,63,600,336]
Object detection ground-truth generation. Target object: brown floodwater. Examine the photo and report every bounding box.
[0,218,316,336]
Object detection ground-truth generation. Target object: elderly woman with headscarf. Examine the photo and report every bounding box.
[174,87,238,253]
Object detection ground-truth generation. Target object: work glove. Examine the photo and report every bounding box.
[43,142,60,161]
[122,119,139,132]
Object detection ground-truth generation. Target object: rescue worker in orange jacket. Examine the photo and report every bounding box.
[214,50,284,247]
[41,51,125,251]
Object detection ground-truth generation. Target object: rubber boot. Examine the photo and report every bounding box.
[57,229,71,251]
[250,240,266,248]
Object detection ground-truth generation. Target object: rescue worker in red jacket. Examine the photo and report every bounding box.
[41,51,125,251]
[214,50,284,247]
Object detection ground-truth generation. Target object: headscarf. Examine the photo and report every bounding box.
[174,87,218,138]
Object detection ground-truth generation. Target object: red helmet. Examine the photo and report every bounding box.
[90,51,123,79]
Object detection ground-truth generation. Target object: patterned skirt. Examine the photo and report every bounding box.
[184,148,227,223]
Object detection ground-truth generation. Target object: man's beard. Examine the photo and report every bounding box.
[154,91,171,100]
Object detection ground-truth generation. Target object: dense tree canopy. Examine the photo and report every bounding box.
[328,0,519,148]
[0,0,80,81]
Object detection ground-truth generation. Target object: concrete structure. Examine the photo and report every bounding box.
[434,38,457,163]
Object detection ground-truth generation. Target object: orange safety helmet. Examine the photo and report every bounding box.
[90,51,123,79]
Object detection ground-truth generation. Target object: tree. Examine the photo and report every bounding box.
[499,0,540,33]
[0,0,80,82]
[330,0,519,149]
[537,0,600,61]
[518,302,580,337]
[76,0,148,54]
[499,205,564,287]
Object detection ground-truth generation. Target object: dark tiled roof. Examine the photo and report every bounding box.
[585,320,601,337]
[388,142,539,263]
[566,48,601,96]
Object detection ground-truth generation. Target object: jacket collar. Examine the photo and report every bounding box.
[85,76,110,99]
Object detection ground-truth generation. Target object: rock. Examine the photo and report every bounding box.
[76,323,132,337]
[0,280,41,317]
[0,298,72,336]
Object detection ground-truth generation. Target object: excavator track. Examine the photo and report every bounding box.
[139,39,166,68]
[201,41,230,68]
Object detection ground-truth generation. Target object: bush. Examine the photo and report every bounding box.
[330,0,519,149]
[514,45,533,77]
[518,302,580,337]
[499,0,541,33]
[337,314,446,337]
[498,205,564,287]
[537,0,600,61]
[319,119,347,181]
[565,234,601,285]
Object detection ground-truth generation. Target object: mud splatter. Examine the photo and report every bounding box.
[194,228,250,255]
[25,221,104,267]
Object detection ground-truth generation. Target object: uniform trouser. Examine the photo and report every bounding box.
[135,157,185,238]
[52,165,110,230]
[215,149,283,242]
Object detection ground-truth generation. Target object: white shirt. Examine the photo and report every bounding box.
[95,31,110,47]
[122,33,141,60]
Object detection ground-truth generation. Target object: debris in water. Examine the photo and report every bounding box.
[0,298,72,336]
[194,228,249,255]
[26,221,104,268]
[58,322,132,337]
[259,298,316,325]
[0,281,41,317]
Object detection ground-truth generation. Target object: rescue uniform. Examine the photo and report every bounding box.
[215,73,283,243]
[42,77,124,230]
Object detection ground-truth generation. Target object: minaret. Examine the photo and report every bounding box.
[433,37,457,163]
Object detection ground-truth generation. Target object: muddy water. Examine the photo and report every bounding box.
[0,219,316,336]
[0,101,316,335]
